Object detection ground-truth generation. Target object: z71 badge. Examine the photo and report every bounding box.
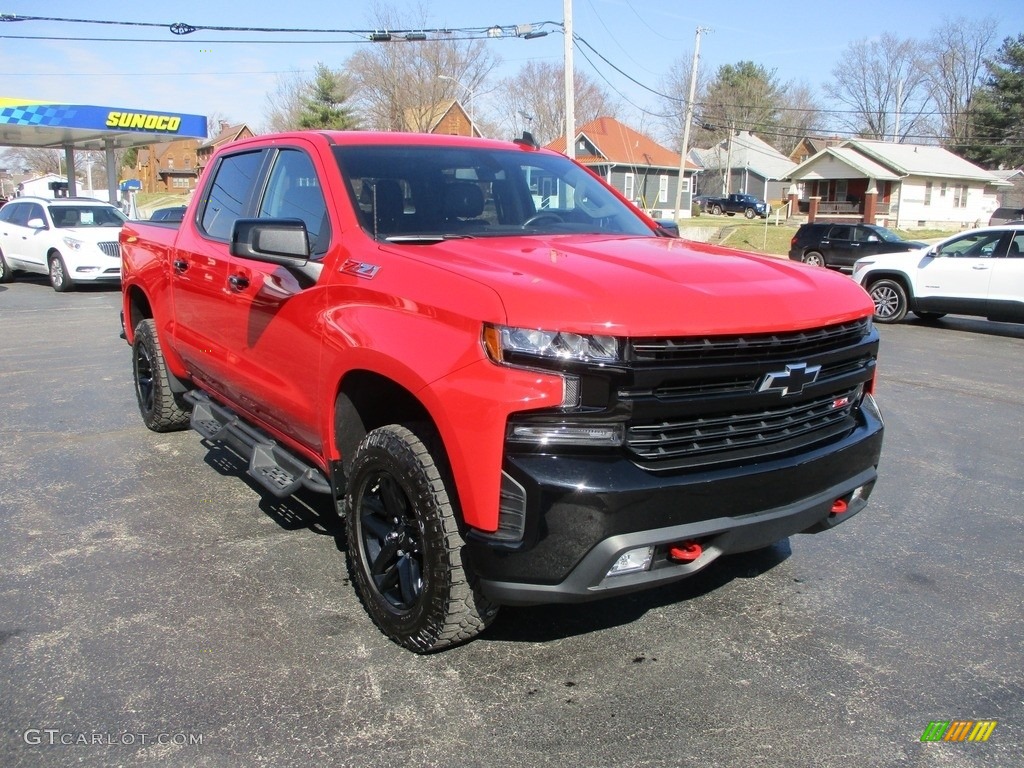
[340,260,381,279]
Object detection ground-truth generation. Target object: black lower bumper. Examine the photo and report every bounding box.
[470,397,884,605]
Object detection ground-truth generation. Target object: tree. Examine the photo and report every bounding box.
[824,34,932,142]
[297,63,359,130]
[775,83,826,153]
[694,61,785,147]
[924,17,999,151]
[346,4,498,133]
[494,61,620,146]
[264,71,307,133]
[962,34,1024,169]
[657,52,708,151]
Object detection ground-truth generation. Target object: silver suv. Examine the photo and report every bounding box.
[0,197,127,291]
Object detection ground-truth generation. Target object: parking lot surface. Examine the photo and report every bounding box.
[1,279,1021,767]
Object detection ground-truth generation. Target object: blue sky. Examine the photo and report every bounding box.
[0,0,1019,136]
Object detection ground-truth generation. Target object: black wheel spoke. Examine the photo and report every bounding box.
[377,475,407,518]
[397,554,422,606]
[370,535,401,576]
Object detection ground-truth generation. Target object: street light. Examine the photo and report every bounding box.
[439,75,476,136]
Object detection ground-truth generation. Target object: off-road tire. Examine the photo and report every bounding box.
[132,319,191,431]
[48,253,73,292]
[345,424,497,653]
[868,278,909,323]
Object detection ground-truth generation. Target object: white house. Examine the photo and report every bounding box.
[15,173,67,198]
[788,139,1008,229]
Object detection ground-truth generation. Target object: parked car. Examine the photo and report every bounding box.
[705,193,769,219]
[789,223,926,271]
[150,205,187,223]
[989,206,1024,226]
[0,197,126,291]
[853,224,1024,324]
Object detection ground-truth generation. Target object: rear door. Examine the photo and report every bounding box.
[822,224,856,267]
[987,228,1024,322]
[171,147,268,393]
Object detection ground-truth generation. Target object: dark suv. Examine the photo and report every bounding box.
[789,223,925,271]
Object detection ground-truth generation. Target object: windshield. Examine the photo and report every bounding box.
[49,205,127,228]
[872,226,903,243]
[333,144,655,241]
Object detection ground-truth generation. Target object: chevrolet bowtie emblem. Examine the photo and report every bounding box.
[758,363,822,396]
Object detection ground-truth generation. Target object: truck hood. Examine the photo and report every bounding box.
[392,234,873,336]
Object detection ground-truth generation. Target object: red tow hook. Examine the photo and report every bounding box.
[831,498,849,515]
[668,540,703,563]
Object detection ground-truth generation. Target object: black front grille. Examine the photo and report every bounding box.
[618,319,877,469]
[626,386,861,466]
[98,241,120,259]
[629,319,870,364]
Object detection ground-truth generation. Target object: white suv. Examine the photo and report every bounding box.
[853,225,1024,324]
[0,196,127,291]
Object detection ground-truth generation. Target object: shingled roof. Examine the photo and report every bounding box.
[546,116,697,171]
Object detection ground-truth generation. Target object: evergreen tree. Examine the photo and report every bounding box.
[963,35,1024,169]
[297,63,359,131]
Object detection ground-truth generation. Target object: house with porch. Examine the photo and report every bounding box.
[545,116,699,218]
[787,139,1007,229]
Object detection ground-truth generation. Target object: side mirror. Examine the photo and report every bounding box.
[230,218,322,286]
[27,217,47,230]
[865,235,880,242]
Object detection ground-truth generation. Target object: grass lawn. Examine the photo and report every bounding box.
[675,216,957,257]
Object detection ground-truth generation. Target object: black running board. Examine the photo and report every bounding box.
[184,390,331,499]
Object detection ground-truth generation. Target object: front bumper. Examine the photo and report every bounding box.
[470,397,883,605]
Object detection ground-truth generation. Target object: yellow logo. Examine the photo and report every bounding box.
[105,112,182,132]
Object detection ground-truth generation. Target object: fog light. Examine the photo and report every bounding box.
[606,546,654,577]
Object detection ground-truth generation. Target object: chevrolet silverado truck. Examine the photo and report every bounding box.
[120,130,884,652]
[706,193,770,219]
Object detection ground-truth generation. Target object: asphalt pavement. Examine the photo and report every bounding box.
[1,277,1021,767]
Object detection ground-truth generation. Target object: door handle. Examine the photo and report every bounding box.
[228,274,249,290]
[971,265,990,270]
[173,259,189,272]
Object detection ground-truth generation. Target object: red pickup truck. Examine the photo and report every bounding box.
[121,130,884,652]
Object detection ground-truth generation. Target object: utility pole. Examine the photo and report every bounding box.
[672,27,708,219]
[564,0,575,159]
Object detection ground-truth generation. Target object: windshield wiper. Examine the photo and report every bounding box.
[383,233,474,243]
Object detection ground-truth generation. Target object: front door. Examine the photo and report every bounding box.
[912,229,1002,315]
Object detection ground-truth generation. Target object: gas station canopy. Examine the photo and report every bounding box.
[0,97,207,201]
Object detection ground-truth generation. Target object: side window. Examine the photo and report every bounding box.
[199,150,265,240]
[936,231,1003,258]
[0,203,16,223]
[257,149,330,256]
[26,203,46,226]
[829,225,853,241]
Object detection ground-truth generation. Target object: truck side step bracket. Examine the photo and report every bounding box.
[184,390,331,499]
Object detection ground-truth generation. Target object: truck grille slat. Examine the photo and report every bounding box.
[629,319,869,363]
[627,387,859,460]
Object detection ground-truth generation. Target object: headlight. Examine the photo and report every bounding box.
[483,324,621,365]
[62,236,84,250]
